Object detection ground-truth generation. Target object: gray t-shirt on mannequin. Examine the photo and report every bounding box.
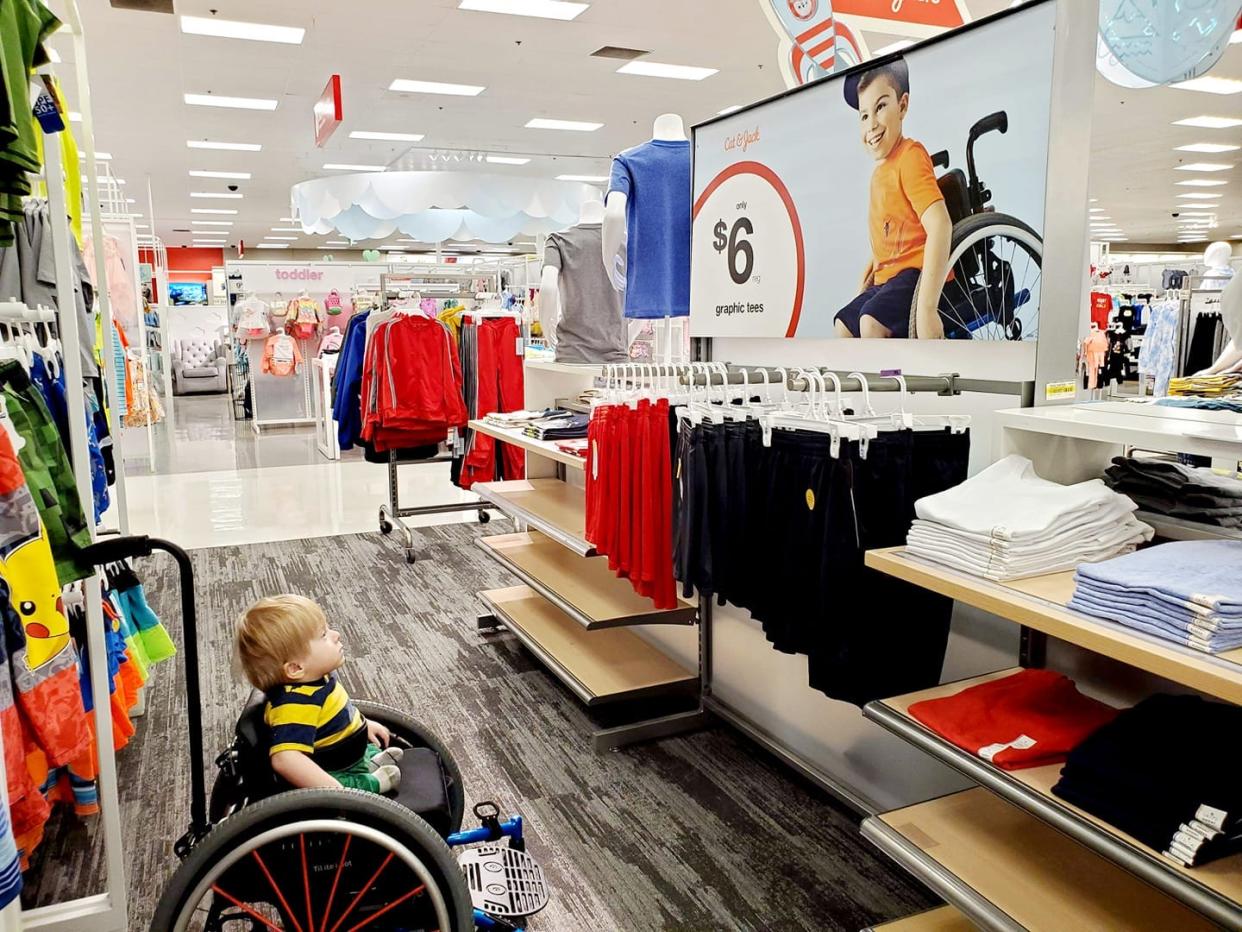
[543,223,627,363]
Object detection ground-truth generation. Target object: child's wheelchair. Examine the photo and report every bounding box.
[80,536,549,932]
[914,110,1043,341]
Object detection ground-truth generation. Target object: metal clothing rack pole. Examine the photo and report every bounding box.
[684,340,1039,818]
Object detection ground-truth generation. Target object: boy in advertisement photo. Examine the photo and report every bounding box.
[834,57,953,340]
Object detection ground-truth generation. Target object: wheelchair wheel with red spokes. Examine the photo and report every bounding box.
[151,788,475,932]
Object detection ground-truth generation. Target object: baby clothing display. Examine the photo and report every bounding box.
[261,334,303,377]
[907,454,1152,580]
[285,296,321,340]
[235,296,271,339]
[1070,540,1242,654]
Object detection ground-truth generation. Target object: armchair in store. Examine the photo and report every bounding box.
[171,337,228,395]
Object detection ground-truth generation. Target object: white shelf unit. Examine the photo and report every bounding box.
[863,401,1242,929]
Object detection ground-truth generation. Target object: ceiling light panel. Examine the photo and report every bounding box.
[1177,192,1223,199]
[191,208,238,215]
[256,243,290,249]
[556,174,608,182]
[190,172,252,183]
[187,140,262,152]
[1176,142,1240,153]
[271,227,303,232]
[525,118,603,131]
[184,94,279,111]
[179,15,305,44]
[265,236,298,241]
[1171,76,1242,95]
[389,79,485,96]
[458,0,588,20]
[1174,162,1234,172]
[1173,115,1242,129]
[617,61,718,81]
[1176,179,1229,186]
[486,155,530,165]
[350,130,425,141]
[323,163,387,171]
[190,192,243,199]
[191,220,233,226]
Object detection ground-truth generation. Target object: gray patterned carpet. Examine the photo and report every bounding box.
[22,523,933,930]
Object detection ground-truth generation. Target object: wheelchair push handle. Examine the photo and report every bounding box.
[970,111,1008,142]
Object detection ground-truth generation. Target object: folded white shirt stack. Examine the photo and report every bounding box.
[907,455,1154,581]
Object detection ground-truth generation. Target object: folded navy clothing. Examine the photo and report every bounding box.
[1075,541,1242,613]
[1052,694,1242,865]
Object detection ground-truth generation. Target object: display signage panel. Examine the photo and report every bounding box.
[691,0,1056,341]
[314,75,343,147]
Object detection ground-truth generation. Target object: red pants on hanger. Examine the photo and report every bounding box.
[461,317,525,488]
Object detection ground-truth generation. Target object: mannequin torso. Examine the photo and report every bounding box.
[601,114,687,276]
[541,200,606,340]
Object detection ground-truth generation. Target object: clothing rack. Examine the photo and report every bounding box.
[675,350,1039,817]
[4,23,132,926]
[373,272,493,565]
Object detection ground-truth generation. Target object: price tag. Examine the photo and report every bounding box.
[690,161,805,338]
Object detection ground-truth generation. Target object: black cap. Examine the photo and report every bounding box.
[844,57,909,110]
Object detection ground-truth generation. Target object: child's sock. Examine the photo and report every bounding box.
[372,764,401,794]
[368,746,404,770]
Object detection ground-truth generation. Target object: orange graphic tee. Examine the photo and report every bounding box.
[868,137,945,285]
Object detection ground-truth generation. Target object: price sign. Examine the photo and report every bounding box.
[690,161,805,337]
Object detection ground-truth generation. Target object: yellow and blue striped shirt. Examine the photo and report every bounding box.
[265,674,367,771]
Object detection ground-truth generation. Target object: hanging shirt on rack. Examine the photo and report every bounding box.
[261,333,303,377]
[0,0,60,246]
[235,296,271,340]
[0,430,93,864]
[1137,300,1180,396]
[331,311,369,450]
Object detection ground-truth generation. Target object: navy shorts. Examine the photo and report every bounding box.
[834,267,921,338]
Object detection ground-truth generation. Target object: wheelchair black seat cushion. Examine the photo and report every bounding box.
[391,747,453,836]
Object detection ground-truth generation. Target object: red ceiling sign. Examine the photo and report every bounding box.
[834,0,967,31]
[314,75,343,148]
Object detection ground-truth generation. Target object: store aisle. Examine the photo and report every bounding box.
[115,459,482,549]
[23,524,932,930]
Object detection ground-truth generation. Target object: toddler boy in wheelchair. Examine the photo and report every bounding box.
[834,56,953,340]
[235,594,404,793]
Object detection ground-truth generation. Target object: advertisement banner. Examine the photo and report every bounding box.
[835,0,969,34]
[690,1,1056,341]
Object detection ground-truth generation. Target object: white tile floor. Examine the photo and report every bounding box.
[107,394,483,550]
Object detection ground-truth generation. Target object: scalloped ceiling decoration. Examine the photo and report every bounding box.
[290,171,603,244]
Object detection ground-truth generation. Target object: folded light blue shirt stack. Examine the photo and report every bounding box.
[1070,540,1242,653]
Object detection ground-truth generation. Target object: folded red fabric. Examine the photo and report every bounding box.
[907,668,1119,770]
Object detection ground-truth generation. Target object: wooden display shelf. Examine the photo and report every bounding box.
[866,906,975,932]
[864,548,1242,705]
[865,669,1242,929]
[473,478,594,556]
[477,531,697,629]
[468,419,586,470]
[861,789,1219,932]
[477,585,696,706]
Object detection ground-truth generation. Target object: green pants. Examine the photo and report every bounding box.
[328,742,382,793]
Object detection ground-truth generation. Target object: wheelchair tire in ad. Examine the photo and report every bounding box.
[354,698,467,835]
[912,211,1043,341]
[151,788,475,932]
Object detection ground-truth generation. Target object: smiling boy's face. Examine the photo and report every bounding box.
[858,74,908,161]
